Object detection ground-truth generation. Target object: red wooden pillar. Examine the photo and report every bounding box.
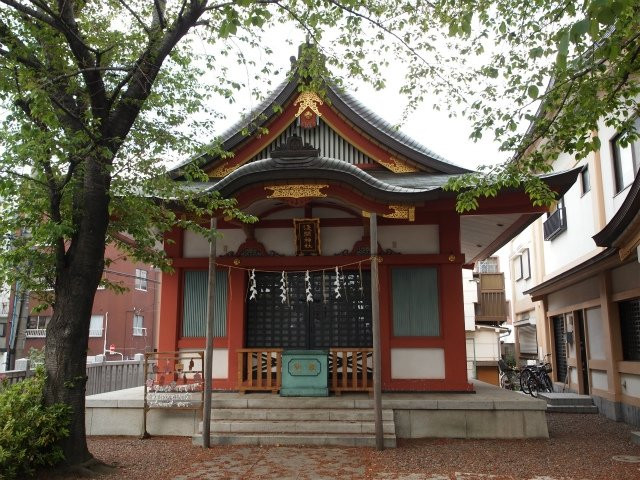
[226,268,246,388]
[158,228,183,353]
[439,214,474,391]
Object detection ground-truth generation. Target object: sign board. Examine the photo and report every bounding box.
[293,218,321,256]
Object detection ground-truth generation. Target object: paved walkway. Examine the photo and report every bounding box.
[171,446,608,479]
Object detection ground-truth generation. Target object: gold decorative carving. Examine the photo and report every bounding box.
[294,92,323,118]
[233,258,240,266]
[362,205,415,222]
[448,254,456,262]
[265,184,328,199]
[208,162,238,178]
[383,157,419,173]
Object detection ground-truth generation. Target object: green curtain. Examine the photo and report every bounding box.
[182,270,228,337]
[392,267,440,336]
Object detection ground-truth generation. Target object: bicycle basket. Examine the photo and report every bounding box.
[544,363,552,373]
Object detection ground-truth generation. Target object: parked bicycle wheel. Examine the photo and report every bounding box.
[520,368,532,394]
[542,373,553,393]
[527,376,539,397]
[499,373,508,389]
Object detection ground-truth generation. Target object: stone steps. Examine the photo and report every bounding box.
[211,407,394,422]
[197,406,397,447]
[538,393,598,414]
[193,432,397,448]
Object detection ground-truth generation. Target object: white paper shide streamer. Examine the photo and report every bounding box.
[280,271,288,304]
[305,270,313,303]
[334,266,341,299]
[249,269,257,300]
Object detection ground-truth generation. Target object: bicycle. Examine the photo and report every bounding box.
[498,358,521,391]
[520,354,553,397]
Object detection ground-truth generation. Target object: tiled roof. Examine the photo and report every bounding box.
[170,72,473,177]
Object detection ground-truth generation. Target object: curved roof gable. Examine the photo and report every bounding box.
[170,73,472,179]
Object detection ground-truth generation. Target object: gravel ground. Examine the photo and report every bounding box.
[38,413,640,480]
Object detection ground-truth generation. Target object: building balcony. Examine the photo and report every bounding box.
[543,207,567,241]
[474,273,508,325]
[25,328,47,338]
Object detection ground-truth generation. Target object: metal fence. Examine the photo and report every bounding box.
[0,369,35,387]
[1,359,145,395]
[86,359,145,396]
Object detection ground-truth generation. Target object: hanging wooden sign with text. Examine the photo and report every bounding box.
[293,218,321,256]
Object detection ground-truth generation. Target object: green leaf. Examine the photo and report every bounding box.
[570,19,590,43]
[527,85,539,99]
[596,7,616,25]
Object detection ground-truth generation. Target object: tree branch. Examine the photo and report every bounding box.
[0,0,59,29]
[42,66,133,87]
[117,0,151,35]
[55,0,108,122]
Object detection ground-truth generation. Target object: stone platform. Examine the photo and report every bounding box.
[85,380,548,445]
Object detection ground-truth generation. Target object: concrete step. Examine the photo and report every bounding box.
[631,432,640,446]
[538,393,595,407]
[546,405,599,414]
[211,396,371,410]
[211,408,394,422]
[193,432,397,448]
[204,419,396,435]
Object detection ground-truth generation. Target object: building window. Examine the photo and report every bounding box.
[133,314,145,336]
[521,249,531,280]
[0,322,6,337]
[89,315,104,337]
[580,165,591,195]
[612,117,640,193]
[27,315,50,330]
[135,269,147,291]
[475,257,499,274]
[513,255,523,281]
[620,298,640,361]
[391,267,440,336]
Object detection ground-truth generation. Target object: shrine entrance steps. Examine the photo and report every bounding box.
[538,392,598,413]
[194,395,397,448]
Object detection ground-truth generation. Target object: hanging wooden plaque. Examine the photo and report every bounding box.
[293,218,321,256]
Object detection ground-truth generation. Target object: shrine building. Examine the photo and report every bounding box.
[157,60,578,394]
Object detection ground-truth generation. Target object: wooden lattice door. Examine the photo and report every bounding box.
[246,270,372,349]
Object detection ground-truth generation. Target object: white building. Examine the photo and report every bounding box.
[501,116,640,426]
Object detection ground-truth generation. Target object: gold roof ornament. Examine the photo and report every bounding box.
[294,92,323,118]
[382,157,419,173]
[363,205,415,221]
[265,184,329,199]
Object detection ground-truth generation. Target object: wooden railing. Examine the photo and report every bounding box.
[237,349,282,394]
[330,348,373,394]
[236,347,373,394]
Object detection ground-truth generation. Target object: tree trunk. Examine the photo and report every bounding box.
[43,157,110,465]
